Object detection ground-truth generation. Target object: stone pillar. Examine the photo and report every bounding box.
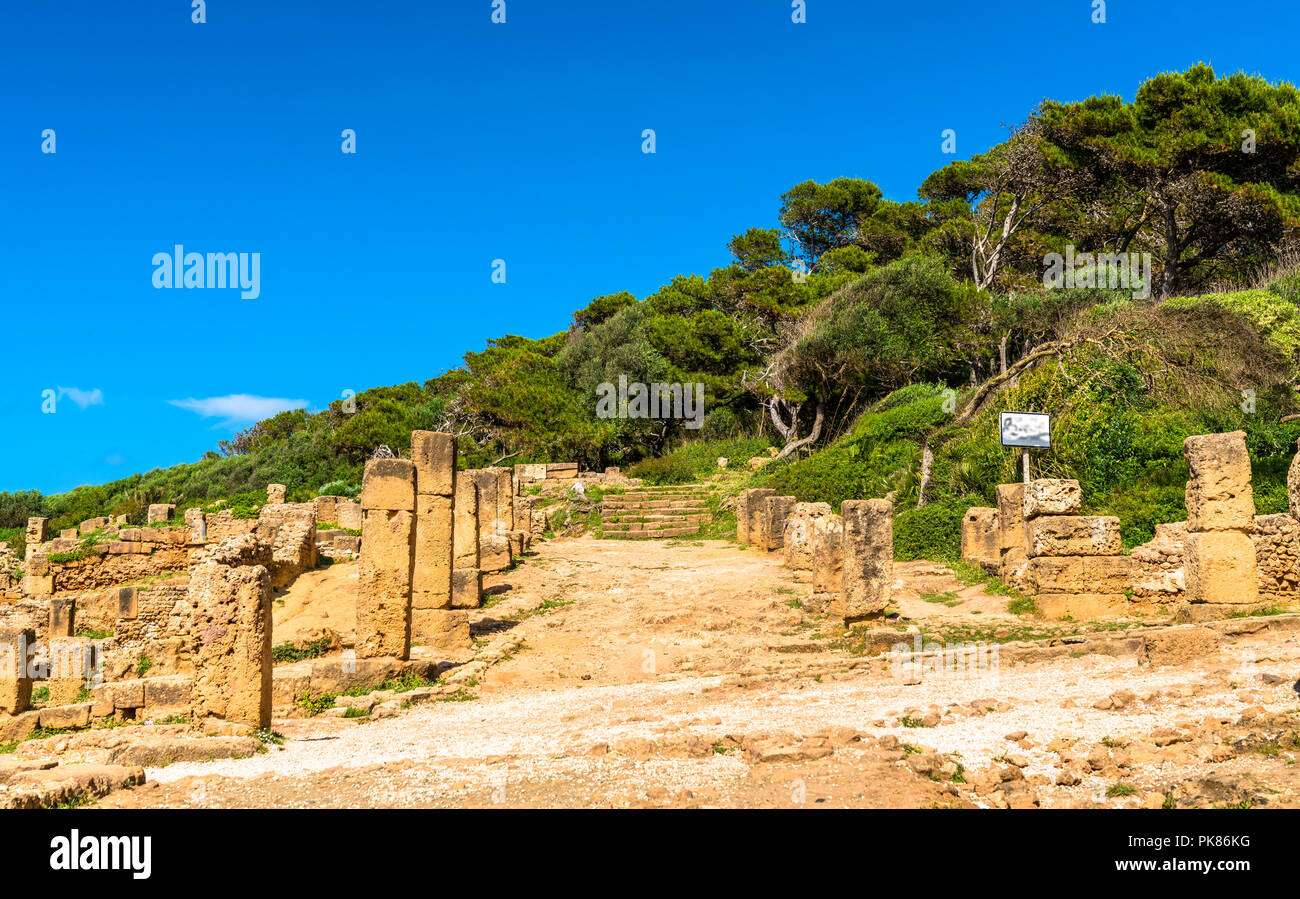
[147,504,175,523]
[189,554,273,729]
[494,468,515,535]
[49,598,76,638]
[995,483,1030,584]
[357,458,417,659]
[1184,431,1258,606]
[266,484,288,505]
[761,495,797,552]
[837,499,893,624]
[411,431,465,649]
[336,500,363,530]
[47,637,92,706]
[452,568,482,609]
[784,502,833,570]
[453,475,481,569]
[186,507,208,543]
[0,628,34,715]
[737,488,775,547]
[471,470,501,536]
[960,507,1000,570]
[24,518,49,561]
[812,515,844,597]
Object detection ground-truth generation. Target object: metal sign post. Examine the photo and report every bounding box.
[1000,411,1051,483]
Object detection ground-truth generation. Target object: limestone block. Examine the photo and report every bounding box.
[266,484,287,504]
[146,504,175,524]
[451,568,482,609]
[25,517,49,546]
[1026,516,1122,557]
[357,508,415,659]
[412,494,454,612]
[1035,593,1128,620]
[738,488,776,547]
[49,598,76,638]
[1023,479,1082,518]
[995,483,1029,575]
[479,534,511,573]
[1023,555,1139,594]
[494,469,515,533]
[39,703,92,730]
[361,459,417,513]
[411,431,457,497]
[812,514,844,595]
[1184,431,1254,532]
[313,494,339,523]
[760,496,797,552]
[960,507,1000,570]
[0,628,35,715]
[188,560,273,728]
[453,475,481,569]
[838,499,893,622]
[471,470,503,536]
[783,502,833,570]
[1184,530,1258,604]
[412,609,471,650]
[1140,627,1222,667]
[336,500,363,530]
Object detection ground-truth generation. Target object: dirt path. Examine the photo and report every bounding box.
[96,538,1300,809]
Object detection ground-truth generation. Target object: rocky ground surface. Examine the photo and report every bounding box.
[23,536,1300,809]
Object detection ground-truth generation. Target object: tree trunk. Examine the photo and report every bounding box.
[916,445,935,508]
[775,402,825,459]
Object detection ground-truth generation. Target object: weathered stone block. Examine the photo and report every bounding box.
[960,507,1000,570]
[1184,431,1254,532]
[760,496,796,552]
[1035,593,1128,620]
[480,534,511,573]
[1184,530,1258,604]
[49,598,76,638]
[188,559,273,729]
[336,500,363,531]
[360,459,417,513]
[783,502,833,570]
[0,628,34,715]
[266,484,288,504]
[470,470,503,536]
[1023,479,1082,518]
[451,568,482,609]
[738,488,776,547]
[412,608,471,650]
[411,431,457,496]
[1026,516,1122,557]
[838,499,893,622]
[39,702,91,730]
[357,509,415,659]
[812,514,844,595]
[1023,555,1139,594]
[412,494,454,612]
[146,504,175,524]
[1140,627,1222,667]
[26,517,49,547]
[453,473,480,570]
[996,483,1029,578]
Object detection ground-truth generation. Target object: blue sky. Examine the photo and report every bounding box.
[2,0,1297,494]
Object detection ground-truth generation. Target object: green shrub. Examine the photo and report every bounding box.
[627,454,696,485]
[893,497,978,562]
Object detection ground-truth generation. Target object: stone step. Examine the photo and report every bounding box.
[603,526,701,540]
[604,519,709,531]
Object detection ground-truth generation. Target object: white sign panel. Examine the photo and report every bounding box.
[1000,411,1051,449]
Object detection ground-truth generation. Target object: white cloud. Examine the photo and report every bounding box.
[168,394,309,425]
[57,386,104,409]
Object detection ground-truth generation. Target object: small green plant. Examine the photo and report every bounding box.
[253,728,286,746]
[1106,782,1136,797]
[920,590,961,607]
[135,656,153,677]
[31,686,50,704]
[271,636,335,664]
[438,688,477,702]
[0,741,17,754]
[343,706,369,719]
[900,716,930,728]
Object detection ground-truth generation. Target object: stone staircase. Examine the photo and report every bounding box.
[601,485,714,539]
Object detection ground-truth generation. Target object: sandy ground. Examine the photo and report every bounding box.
[94,537,1300,809]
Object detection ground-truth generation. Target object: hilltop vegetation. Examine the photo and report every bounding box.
[3,64,1300,555]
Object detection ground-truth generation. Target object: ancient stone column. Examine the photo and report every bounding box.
[812,514,844,598]
[453,474,481,569]
[24,518,48,561]
[189,548,273,729]
[0,628,34,715]
[47,637,93,706]
[960,507,999,570]
[266,484,288,505]
[1184,431,1258,606]
[411,431,466,649]
[995,483,1030,584]
[738,488,775,547]
[761,495,797,552]
[185,507,207,543]
[357,458,417,659]
[784,502,832,570]
[452,568,482,609]
[837,499,893,624]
